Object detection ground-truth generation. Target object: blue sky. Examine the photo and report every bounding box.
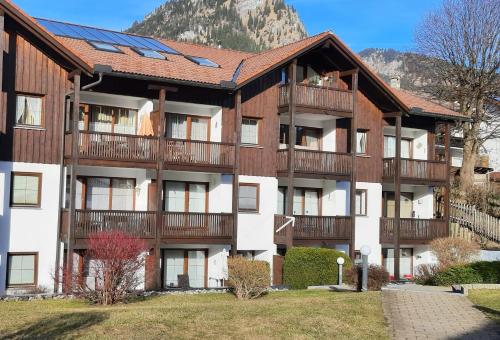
[16,0,442,52]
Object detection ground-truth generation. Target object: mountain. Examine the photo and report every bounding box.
[127,0,307,52]
[358,48,437,93]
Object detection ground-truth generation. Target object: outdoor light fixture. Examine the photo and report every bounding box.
[360,245,371,292]
[336,257,345,285]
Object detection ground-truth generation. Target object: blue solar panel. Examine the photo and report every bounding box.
[36,18,179,54]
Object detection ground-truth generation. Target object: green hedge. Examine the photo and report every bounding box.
[283,247,351,289]
[430,261,500,286]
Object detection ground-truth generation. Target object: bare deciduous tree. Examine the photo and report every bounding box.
[415,0,500,190]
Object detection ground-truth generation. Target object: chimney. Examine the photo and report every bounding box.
[390,75,401,89]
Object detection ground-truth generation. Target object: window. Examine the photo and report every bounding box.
[241,118,260,145]
[280,125,321,150]
[164,181,208,213]
[185,55,219,68]
[239,183,259,212]
[167,114,210,141]
[355,189,367,216]
[87,41,122,53]
[7,253,37,287]
[80,177,135,210]
[277,187,321,215]
[132,47,166,60]
[384,136,413,158]
[163,250,207,288]
[356,130,368,155]
[16,95,43,126]
[277,187,286,215]
[80,105,138,135]
[10,172,42,207]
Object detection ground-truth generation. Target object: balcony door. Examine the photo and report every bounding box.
[293,188,320,216]
[79,104,137,135]
[279,125,321,150]
[384,192,413,218]
[77,177,135,210]
[164,181,208,213]
[167,113,210,141]
[384,136,412,158]
[163,249,207,288]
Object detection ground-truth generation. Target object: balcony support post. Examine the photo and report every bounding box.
[65,71,81,292]
[348,70,358,259]
[231,90,242,256]
[285,59,297,249]
[444,122,451,235]
[154,87,166,290]
[394,115,402,281]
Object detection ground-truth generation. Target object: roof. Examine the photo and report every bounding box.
[55,35,251,87]
[11,2,462,120]
[393,88,465,119]
[0,0,92,74]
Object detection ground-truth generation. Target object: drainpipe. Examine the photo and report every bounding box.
[53,71,104,293]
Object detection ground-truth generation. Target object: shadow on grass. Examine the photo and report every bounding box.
[473,305,500,320]
[0,311,109,340]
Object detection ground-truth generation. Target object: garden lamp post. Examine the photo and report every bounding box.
[336,257,345,285]
[360,245,371,292]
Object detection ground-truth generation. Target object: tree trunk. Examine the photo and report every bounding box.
[459,120,481,192]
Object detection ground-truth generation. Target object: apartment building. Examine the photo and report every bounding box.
[0,0,464,294]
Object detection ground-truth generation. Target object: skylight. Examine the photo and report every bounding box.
[132,48,166,60]
[186,56,219,68]
[88,41,121,53]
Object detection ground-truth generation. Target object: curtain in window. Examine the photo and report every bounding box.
[90,106,112,133]
[277,187,286,215]
[165,182,186,212]
[75,178,84,209]
[7,255,35,285]
[303,129,319,149]
[384,136,396,158]
[86,178,110,210]
[190,117,208,141]
[111,179,135,211]
[168,114,188,139]
[293,189,304,215]
[188,183,206,212]
[16,96,42,126]
[239,185,257,210]
[241,119,258,144]
[114,109,137,135]
[355,190,366,215]
[12,174,39,205]
[401,139,411,158]
[187,250,206,288]
[356,131,367,154]
[164,250,184,287]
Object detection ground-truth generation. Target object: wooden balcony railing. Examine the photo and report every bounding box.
[383,158,447,182]
[74,210,156,239]
[274,215,288,244]
[278,83,354,113]
[72,131,158,162]
[161,212,233,239]
[380,217,448,244]
[277,149,352,176]
[274,214,352,243]
[164,139,235,168]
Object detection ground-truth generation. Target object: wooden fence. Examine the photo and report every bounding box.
[450,201,500,242]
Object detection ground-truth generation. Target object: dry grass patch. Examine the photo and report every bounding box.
[0,290,388,339]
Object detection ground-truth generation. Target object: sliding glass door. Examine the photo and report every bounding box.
[163,250,207,288]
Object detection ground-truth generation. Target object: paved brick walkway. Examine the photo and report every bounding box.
[382,284,500,339]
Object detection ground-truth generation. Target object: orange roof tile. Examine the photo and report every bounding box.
[393,89,464,119]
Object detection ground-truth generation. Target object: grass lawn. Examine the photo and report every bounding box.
[0,290,388,339]
[468,289,500,323]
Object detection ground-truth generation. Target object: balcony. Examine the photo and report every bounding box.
[380,217,448,244]
[161,212,233,243]
[277,149,352,179]
[64,132,236,172]
[274,215,352,245]
[164,139,235,172]
[64,131,158,166]
[64,210,233,245]
[383,158,448,184]
[278,83,353,116]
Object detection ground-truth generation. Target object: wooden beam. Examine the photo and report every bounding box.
[340,69,357,78]
[394,115,402,281]
[383,111,402,119]
[349,70,359,259]
[231,90,242,256]
[67,69,82,81]
[444,122,451,235]
[66,72,81,292]
[285,60,297,248]
[147,84,178,92]
[154,87,166,290]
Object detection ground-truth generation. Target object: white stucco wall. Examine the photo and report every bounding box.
[237,175,278,252]
[354,182,383,265]
[0,162,62,294]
